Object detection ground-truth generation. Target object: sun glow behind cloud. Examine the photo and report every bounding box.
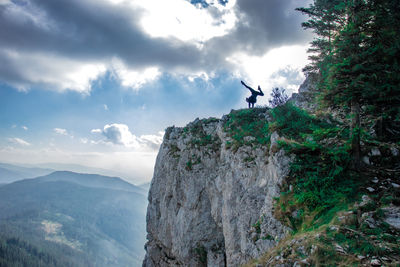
[136,0,237,43]
[226,45,309,104]
[111,58,161,89]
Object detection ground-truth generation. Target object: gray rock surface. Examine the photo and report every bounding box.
[143,115,291,266]
[290,73,318,112]
[382,205,400,230]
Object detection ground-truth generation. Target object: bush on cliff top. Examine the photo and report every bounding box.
[223,108,270,151]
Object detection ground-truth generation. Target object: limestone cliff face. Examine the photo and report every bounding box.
[143,112,291,267]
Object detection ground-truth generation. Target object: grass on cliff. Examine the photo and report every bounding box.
[223,107,270,151]
[246,103,400,266]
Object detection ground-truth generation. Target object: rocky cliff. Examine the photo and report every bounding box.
[143,109,292,266]
[143,74,400,266]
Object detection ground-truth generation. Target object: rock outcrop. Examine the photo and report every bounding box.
[290,73,318,112]
[143,112,291,266]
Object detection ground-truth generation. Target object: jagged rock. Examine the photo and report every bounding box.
[310,245,317,255]
[359,195,373,208]
[329,226,339,232]
[390,147,399,156]
[362,156,371,165]
[361,212,377,228]
[366,187,375,193]
[290,74,318,112]
[335,244,346,254]
[382,205,400,230]
[143,117,291,266]
[300,258,310,265]
[391,183,400,189]
[370,259,381,266]
[369,148,381,156]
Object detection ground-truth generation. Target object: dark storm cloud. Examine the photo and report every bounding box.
[204,0,312,57]
[0,0,312,90]
[0,0,201,67]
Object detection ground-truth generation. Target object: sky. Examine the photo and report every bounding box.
[0,0,313,184]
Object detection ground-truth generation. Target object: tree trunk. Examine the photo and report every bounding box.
[350,99,361,169]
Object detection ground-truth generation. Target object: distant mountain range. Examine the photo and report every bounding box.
[0,162,145,185]
[0,162,54,183]
[0,170,148,266]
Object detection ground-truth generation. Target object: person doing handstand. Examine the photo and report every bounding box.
[241,80,264,108]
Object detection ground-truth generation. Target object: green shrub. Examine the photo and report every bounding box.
[272,103,359,221]
[223,108,270,151]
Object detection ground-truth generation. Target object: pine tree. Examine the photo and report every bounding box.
[296,0,347,73]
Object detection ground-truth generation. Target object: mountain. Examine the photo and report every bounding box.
[0,162,54,184]
[35,171,147,196]
[0,171,147,266]
[27,162,143,184]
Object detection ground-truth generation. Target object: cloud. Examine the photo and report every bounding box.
[54,128,68,135]
[227,44,309,104]
[0,0,312,93]
[8,137,31,146]
[92,123,163,150]
[22,125,28,130]
[103,104,109,111]
[91,129,102,134]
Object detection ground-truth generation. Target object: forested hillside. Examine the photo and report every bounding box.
[0,172,147,267]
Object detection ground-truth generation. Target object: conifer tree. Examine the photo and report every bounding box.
[296,0,347,73]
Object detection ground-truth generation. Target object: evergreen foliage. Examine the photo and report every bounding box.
[298,0,400,166]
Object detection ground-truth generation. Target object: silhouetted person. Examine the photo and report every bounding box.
[241,80,264,108]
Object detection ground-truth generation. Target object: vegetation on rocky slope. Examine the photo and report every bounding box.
[239,0,400,265]
[221,103,399,266]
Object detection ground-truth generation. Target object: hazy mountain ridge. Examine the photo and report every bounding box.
[0,163,54,184]
[34,171,147,196]
[0,171,147,266]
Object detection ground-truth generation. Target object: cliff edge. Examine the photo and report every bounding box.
[143,109,291,266]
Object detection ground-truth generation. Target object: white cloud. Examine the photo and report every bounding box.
[8,137,31,146]
[91,129,102,134]
[103,104,109,111]
[22,126,28,130]
[140,131,164,150]
[0,0,312,94]
[111,58,160,90]
[93,123,163,150]
[135,0,237,43]
[54,128,68,135]
[226,45,309,105]
[2,49,106,93]
[102,123,140,148]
